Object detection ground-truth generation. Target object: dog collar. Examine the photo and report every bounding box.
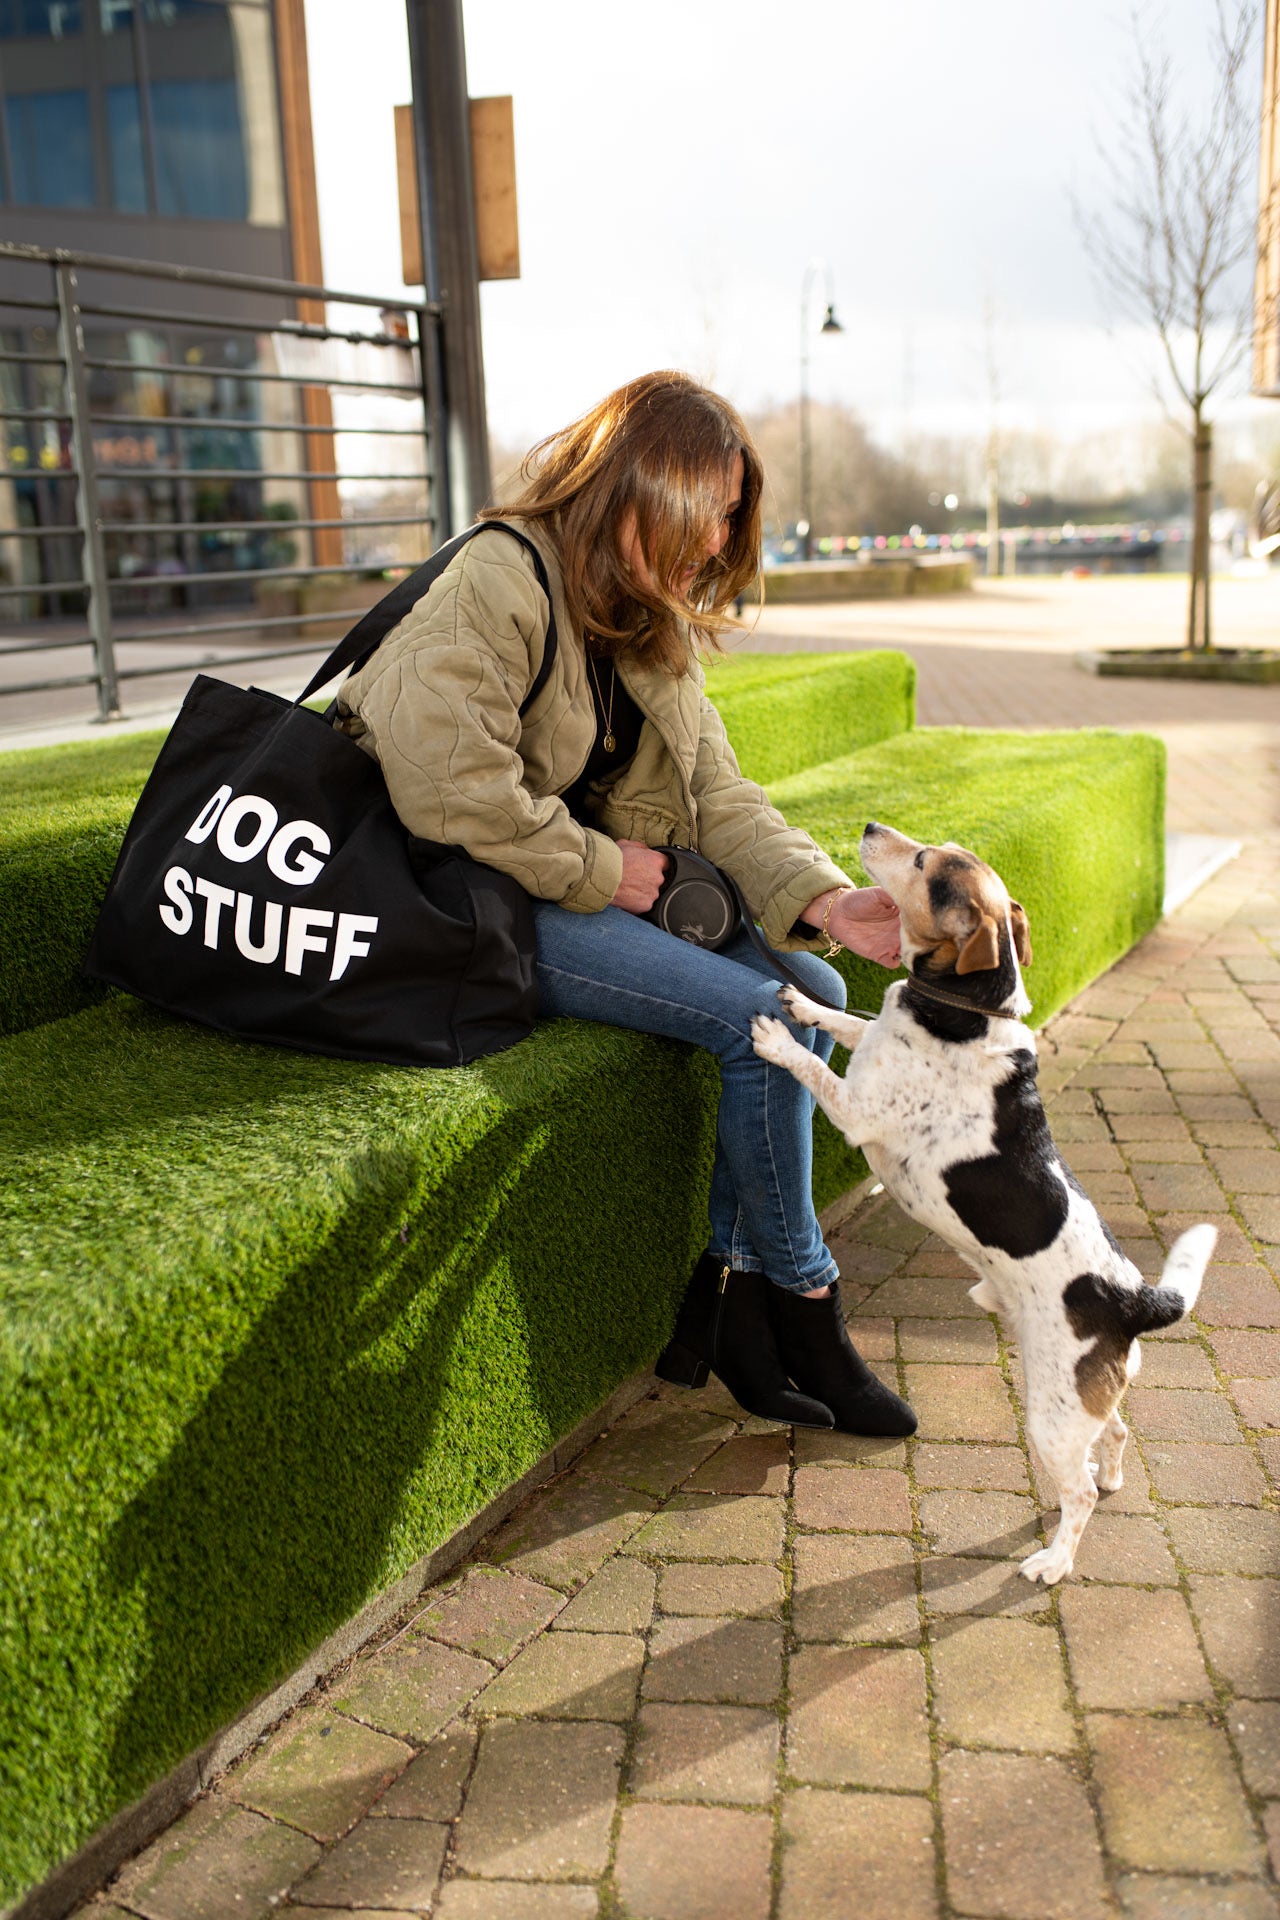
[902,977,1019,1019]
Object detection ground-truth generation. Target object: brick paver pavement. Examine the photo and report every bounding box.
[82,579,1280,1918]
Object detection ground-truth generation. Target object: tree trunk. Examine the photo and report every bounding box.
[1188,412,1213,652]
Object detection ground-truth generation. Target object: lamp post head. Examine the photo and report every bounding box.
[820,305,844,334]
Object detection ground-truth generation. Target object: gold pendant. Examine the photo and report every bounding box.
[603,731,616,752]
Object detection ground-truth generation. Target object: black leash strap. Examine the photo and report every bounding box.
[718,868,846,1012]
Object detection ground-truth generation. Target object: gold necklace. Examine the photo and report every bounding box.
[588,651,617,753]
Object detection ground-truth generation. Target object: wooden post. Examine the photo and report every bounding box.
[274,0,342,568]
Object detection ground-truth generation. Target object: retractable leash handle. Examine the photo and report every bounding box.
[296,521,559,715]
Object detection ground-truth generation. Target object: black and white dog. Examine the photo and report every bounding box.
[751,821,1216,1585]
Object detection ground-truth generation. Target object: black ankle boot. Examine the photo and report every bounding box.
[655,1254,834,1428]
[769,1281,917,1437]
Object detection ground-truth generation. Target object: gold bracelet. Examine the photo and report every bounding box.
[821,886,854,957]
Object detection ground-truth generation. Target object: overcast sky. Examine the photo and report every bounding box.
[303,0,1266,459]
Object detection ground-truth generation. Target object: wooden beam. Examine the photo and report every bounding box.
[395,103,424,288]
[469,96,520,281]
[1255,0,1280,392]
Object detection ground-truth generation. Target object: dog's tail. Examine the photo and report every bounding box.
[1124,1223,1217,1336]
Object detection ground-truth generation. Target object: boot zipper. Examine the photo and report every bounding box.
[711,1263,730,1365]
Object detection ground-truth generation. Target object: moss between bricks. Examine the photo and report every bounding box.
[0,655,1165,1906]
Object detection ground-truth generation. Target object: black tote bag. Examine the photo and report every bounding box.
[83,523,558,1068]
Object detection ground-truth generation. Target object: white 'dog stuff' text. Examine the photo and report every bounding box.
[157,783,378,981]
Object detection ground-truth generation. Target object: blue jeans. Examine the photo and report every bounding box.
[532,901,846,1291]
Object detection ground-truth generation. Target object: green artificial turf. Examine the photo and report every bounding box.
[776,726,1167,1209]
[0,997,717,1902]
[0,675,1167,1908]
[705,648,915,788]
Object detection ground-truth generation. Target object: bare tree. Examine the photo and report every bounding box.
[1075,2,1259,650]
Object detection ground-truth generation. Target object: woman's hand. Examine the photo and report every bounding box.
[612,840,669,914]
[804,886,902,969]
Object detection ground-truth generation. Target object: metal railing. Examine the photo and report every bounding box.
[0,242,443,723]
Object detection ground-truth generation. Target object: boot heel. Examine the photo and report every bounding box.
[654,1340,710,1388]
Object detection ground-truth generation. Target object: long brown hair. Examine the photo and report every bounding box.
[482,371,763,675]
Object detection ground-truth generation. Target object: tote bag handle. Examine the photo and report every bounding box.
[297,521,559,718]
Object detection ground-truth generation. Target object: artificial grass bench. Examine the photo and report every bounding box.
[0,648,1165,1912]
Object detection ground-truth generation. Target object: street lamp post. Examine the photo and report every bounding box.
[799,259,843,562]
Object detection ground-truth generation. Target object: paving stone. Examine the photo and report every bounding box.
[903,1364,1018,1443]
[856,1274,984,1317]
[1135,1341,1219,1388]
[1143,1441,1268,1505]
[1059,1586,1212,1708]
[1207,1328,1280,1375]
[630,1702,779,1805]
[434,1884,599,1919]
[371,1727,475,1821]
[912,1443,1030,1491]
[858,1199,929,1250]
[1232,1377,1280,1427]
[900,1243,981,1279]
[920,1554,1051,1618]
[613,1803,773,1920]
[1089,1714,1264,1872]
[1131,1162,1227,1214]
[1111,1112,1196,1140]
[221,1706,410,1842]
[1188,1574,1280,1695]
[930,1617,1073,1753]
[787,1645,930,1789]
[1166,1506,1280,1575]
[898,1318,999,1363]
[476,1629,643,1721]
[791,1532,919,1645]
[792,1428,908,1469]
[644,1615,783,1706]
[684,1431,789,1495]
[409,1567,565,1664]
[277,1909,421,1920]
[917,1488,1039,1559]
[792,1463,912,1533]
[940,1749,1108,1920]
[1240,1194,1280,1241]
[1071,1510,1179,1584]
[481,1478,656,1593]
[1116,1137,1205,1163]
[577,1400,733,1497]
[1197,1268,1280,1328]
[331,1640,492,1746]
[1117,1877,1280,1919]
[778,1788,937,1920]
[1260,1435,1280,1482]
[835,1313,895,1358]
[1207,1149,1280,1191]
[452,1719,622,1880]
[1230,1697,1280,1796]
[628,1493,784,1562]
[655,1560,783,1619]
[1127,1386,1244,1444]
[290,1817,447,1910]
[552,1556,656,1634]
[109,1796,321,1920]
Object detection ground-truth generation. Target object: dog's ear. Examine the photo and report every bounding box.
[955,913,1001,975]
[1010,900,1032,966]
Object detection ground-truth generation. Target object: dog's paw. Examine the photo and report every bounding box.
[751,1013,796,1065]
[777,983,820,1027]
[1018,1546,1073,1587]
[1094,1466,1124,1494]
[968,1278,998,1313]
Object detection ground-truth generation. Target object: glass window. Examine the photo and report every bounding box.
[150,76,246,220]
[0,1,83,38]
[106,83,146,212]
[7,89,92,205]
